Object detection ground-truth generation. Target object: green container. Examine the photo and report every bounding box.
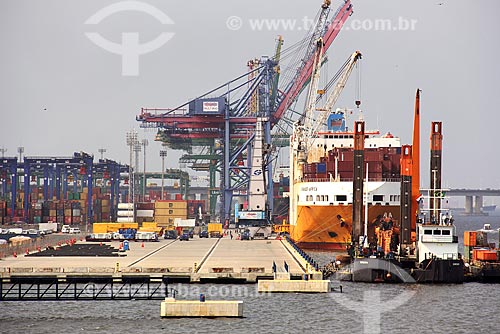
[68,193,73,200]
[74,193,80,200]
[464,245,471,261]
[33,216,42,223]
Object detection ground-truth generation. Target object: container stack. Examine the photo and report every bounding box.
[117,203,134,223]
[136,202,155,224]
[464,230,499,262]
[463,231,477,261]
[45,200,82,225]
[187,200,205,221]
[31,202,43,224]
[154,200,188,228]
[0,200,6,224]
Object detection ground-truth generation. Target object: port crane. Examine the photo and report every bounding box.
[137,0,354,224]
[291,50,362,182]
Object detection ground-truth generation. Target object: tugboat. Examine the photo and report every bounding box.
[410,204,464,283]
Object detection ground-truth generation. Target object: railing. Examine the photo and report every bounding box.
[0,278,174,301]
[284,236,319,271]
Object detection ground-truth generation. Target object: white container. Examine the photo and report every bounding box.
[117,217,134,223]
[117,210,134,217]
[118,203,134,210]
[136,210,154,218]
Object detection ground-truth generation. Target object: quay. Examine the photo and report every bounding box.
[0,237,313,284]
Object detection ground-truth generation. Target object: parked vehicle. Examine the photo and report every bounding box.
[164,230,178,239]
[135,232,159,242]
[69,227,81,234]
[179,233,190,241]
[61,225,70,233]
[199,230,209,238]
[241,229,251,240]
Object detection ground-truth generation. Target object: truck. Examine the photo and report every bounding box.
[208,223,222,238]
[38,222,58,233]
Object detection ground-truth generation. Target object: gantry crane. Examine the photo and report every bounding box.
[137,0,354,224]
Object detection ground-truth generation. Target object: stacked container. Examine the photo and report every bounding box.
[154,200,188,228]
[117,203,134,223]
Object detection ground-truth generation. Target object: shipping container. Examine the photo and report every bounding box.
[464,231,477,247]
[136,210,154,218]
[475,250,497,261]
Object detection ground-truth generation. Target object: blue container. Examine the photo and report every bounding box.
[123,240,129,251]
[317,162,327,173]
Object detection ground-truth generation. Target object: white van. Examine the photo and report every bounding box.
[69,227,81,234]
[61,225,70,233]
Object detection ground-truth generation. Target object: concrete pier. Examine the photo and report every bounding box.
[161,298,243,317]
[0,236,309,283]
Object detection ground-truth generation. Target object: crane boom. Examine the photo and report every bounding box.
[273,0,353,123]
[307,50,361,151]
[303,39,325,137]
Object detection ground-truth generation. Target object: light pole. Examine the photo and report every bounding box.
[160,150,167,200]
[133,141,141,203]
[126,131,137,204]
[17,147,24,191]
[141,139,149,202]
[17,146,24,162]
[98,148,106,160]
[0,147,7,158]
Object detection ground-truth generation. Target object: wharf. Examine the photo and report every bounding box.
[0,237,308,283]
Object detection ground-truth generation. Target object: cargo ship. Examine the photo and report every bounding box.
[289,109,403,250]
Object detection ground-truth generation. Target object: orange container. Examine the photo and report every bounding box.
[476,250,498,261]
[464,231,477,246]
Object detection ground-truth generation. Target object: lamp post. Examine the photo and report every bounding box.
[133,141,141,203]
[126,131,137,204]
[141,139,148,201]
[98,148,106,161]
[0,147,7,158]
[17,147,24,191]
[160,150,167,200]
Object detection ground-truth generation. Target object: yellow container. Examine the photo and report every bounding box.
[92,223,108,233]
[142,222,158,228]
[155,208,187,216]
[208,223,222,234]
[138,227,162,233]
[170,201,187,209]
[154,200,187,209]
[154,201,170,209]
[155,216,171,223]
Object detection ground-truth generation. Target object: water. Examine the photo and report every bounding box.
[1,214,499,334]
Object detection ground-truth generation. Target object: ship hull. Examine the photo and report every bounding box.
[290,204,400,250]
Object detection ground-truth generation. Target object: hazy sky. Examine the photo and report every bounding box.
[1,0,499,190]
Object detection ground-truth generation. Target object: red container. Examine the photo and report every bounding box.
[475,250,497,261]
